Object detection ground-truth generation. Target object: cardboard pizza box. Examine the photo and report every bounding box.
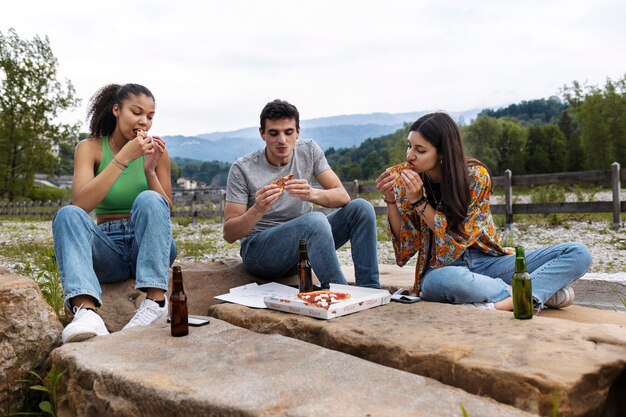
[264,284,391,320]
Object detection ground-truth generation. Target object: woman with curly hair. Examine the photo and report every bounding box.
[53,83,176,343]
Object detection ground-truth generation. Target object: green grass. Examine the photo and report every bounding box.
[176,240,221,258]
[13,365,67,416]
[0,238,68,324]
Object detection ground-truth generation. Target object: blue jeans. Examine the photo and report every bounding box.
[240,198,380,288]
[52,190,177,310]
[420,242,592,308]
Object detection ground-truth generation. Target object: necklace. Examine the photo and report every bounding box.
[109,138,120,155]
[424,173,443,211]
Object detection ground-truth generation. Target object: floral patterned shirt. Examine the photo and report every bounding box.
[388,161,512,294]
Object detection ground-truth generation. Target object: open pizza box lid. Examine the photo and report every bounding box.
[216,282,391,320]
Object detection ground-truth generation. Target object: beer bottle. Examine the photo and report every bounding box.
[298,240,313,293]
[512,246,533,320]
[170,265,189,336]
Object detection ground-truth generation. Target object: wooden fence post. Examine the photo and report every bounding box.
[504,169,513,228]
[612,162,621,229]
[353,179,360,199]
[191,190,197,226]
[220,191,226,224]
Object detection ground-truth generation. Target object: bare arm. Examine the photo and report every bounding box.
[71,140,124,212]
[222,184,282,243]
[285,169,350,208]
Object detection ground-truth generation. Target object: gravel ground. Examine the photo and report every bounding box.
[1,216,626,279]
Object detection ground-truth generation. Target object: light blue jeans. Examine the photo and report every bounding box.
[420,242,592,308]
[241,198,380,288]
[52,190,176,310]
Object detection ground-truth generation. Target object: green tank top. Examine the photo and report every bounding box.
[94,136,148,214]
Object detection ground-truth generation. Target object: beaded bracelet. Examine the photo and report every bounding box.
[411,196,428,208]
[383,197,397,204]
[415,201,428,217]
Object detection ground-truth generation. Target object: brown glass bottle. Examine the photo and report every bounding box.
[512,246,533,320]
[170,265,189,336]
[298,240,313,293]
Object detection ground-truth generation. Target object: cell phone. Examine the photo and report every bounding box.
[188,316,210,327]
[390,288,421,304]
[391,295,421,304]
[167,316,211,326]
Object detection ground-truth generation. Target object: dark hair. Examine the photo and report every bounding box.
[410,112,472,233]
[259,99,300,132]
[87,83,155,137]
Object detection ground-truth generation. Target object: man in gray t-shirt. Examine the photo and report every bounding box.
[223,99,380,288]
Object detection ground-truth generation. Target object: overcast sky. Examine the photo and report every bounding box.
[2,0,625,136]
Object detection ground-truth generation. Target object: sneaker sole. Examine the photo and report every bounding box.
[546,286,575,309]
[63,331,98,343]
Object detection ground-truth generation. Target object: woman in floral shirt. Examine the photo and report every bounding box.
[376,112,592,311]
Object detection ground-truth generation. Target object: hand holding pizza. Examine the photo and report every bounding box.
[253,183,282,214]
[143,135,166,173]
[376,162,409,203]
[375,170,396,203]
[285,178,313,201]
[400,169,425,204]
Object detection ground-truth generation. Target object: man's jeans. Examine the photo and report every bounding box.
[420,242,592,308]
[240,198,380,288]
[52,190,177,310]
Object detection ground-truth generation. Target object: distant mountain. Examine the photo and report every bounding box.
[164,109,481,163]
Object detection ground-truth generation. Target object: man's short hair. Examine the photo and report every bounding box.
[259,99,300,133]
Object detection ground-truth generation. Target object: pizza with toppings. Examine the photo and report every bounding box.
[297,290,352,310]
[271,173,294,193]
[386,162,411,178]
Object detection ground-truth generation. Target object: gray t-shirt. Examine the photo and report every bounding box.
[226,139,331,240]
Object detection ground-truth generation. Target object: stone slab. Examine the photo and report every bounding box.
[50,319,533,417]
[343,264,626,312]
[99,259,266,332]
[98,260,624,333]
[208,301,626,417]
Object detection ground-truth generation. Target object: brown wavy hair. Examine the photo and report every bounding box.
[410,112,475,233]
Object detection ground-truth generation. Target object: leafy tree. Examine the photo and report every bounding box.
[479,96,567,125]
[463,116,502,172]
[0,28,79,200]
[497,120,527,175]
[525,125,566,174]
[563,76,626,169]
[557,110,584,171]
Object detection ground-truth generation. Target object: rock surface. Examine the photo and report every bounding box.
[0,274,63,415]
[99,259,259,331]
[208,301,626,417]
[343,264,626,311]
[99,259,297,332]
[51,318,534,417]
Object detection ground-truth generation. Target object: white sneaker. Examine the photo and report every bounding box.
[62,306,109,344]
[545,284,575,309]
[123,296,168,330]
[470,302,496,310]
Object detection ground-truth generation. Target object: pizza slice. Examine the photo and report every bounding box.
[297,290,352,310]
[386,162,411,179]
[271,173,294,193]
